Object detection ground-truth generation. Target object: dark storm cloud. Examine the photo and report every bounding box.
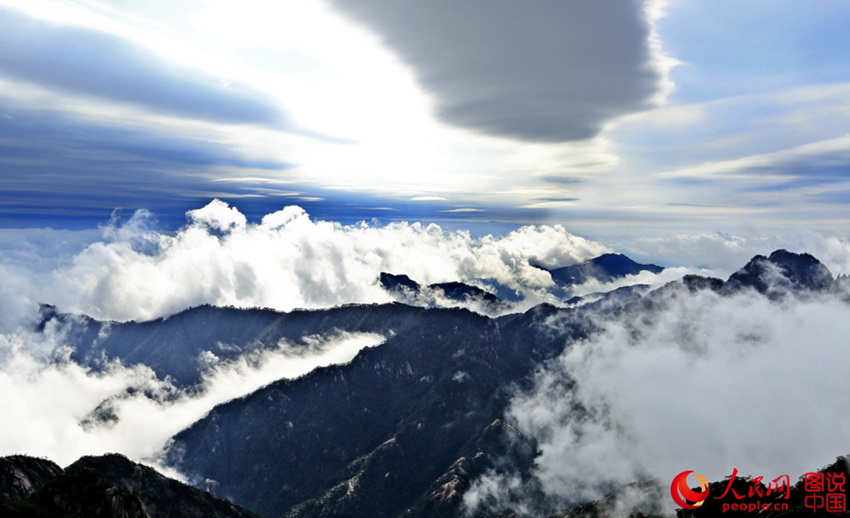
[327,0,664,142]
[0,7,284,125]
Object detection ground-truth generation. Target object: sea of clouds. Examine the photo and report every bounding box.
[0,200,616,474]
[3,199,850,513]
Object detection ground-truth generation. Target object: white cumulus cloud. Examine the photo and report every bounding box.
[6,200,610,324]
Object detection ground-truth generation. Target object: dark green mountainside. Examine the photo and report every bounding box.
[166,304,588,518]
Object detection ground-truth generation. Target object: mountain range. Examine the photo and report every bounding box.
[379,252,666,314]
[5,249,847,517]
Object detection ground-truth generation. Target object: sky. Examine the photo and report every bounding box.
[0,0,849,249]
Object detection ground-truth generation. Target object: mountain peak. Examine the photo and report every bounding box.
[726,249,833,295]
[378,272,508,314]
[544,253,664,286]
[379,272,421,293]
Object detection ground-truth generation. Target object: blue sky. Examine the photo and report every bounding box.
[0,0,849,246]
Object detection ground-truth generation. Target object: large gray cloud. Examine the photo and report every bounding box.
[326,0,666,142]
[0,7,284,125]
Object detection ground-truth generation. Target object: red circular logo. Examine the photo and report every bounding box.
[671,470,710,509]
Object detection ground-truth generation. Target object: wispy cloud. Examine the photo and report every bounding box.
[0,7,285,125]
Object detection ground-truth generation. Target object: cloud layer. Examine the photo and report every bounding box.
[467,284,850,515]
[6,201,850,333]
[0,324,384,471]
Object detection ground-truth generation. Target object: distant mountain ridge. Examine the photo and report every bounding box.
[668,249,838,299]
[725,249,834,295]
[536,253,665,286]
[378,253,666,313]
[38,302,431,387]
[378,272,510,314]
